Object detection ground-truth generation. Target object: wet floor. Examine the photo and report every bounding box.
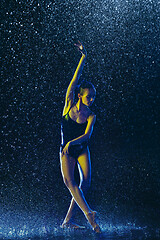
[1,208,159,240]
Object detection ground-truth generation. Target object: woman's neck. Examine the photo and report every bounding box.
[76,100,88,112]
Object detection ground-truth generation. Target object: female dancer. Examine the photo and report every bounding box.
[60,41,101,233]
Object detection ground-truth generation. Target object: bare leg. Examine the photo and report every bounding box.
[60,148,101,233]
[60,152,91,216]
[62,148,91,224]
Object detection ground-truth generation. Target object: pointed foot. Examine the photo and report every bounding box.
[85,210,101,233]
[61,221,86,229]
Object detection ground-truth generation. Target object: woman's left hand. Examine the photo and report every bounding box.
[62,142,71,156]
[74,41,87,56]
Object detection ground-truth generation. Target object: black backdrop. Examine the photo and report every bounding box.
[1,0,160,228]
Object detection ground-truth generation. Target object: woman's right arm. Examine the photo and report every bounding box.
[63,42,87,116]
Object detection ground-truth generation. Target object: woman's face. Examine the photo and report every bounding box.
[80,88,96,107]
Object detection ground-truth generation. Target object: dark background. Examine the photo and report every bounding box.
[1,0,160,235]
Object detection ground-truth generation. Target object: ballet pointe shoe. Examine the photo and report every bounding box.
[85,211,101,233]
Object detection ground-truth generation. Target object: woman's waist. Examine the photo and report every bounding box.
[61,140,88,148]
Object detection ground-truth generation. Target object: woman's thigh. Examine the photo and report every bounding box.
[77,147,91,184]
[60,153,76,181]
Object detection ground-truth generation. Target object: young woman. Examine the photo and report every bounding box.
[60,41,101,233]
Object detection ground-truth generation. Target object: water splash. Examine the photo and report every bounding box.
[1,209,159,239]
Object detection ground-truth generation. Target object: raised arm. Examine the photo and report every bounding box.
[63,41,87,116]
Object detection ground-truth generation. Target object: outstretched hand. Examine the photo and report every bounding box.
[74,41,87,56]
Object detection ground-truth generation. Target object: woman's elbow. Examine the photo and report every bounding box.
[84,132,92,141]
